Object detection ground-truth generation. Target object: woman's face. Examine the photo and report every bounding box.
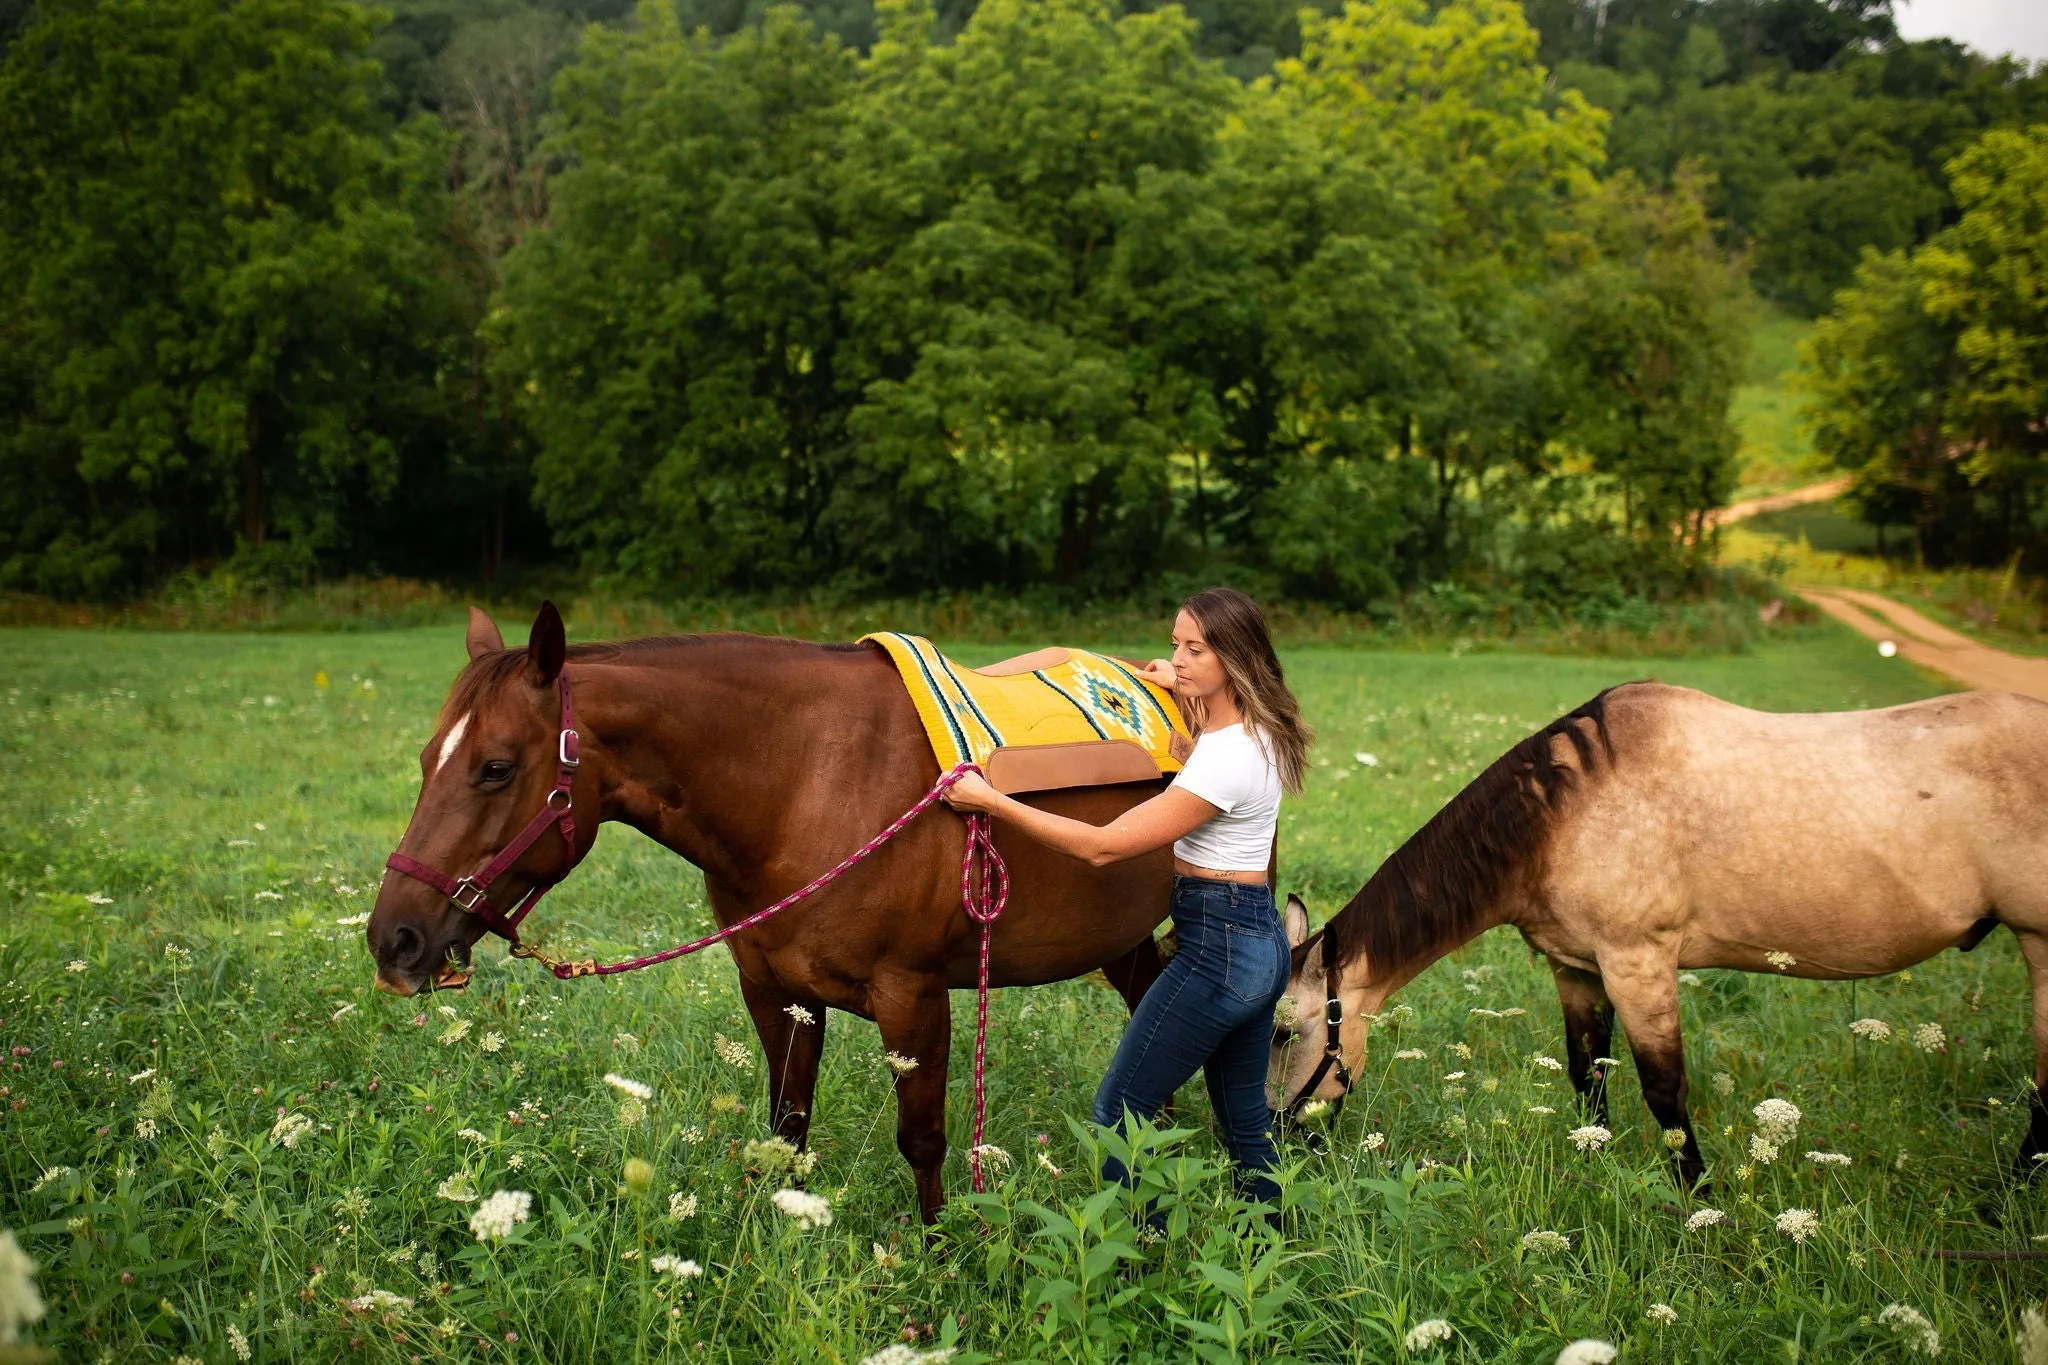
[1169,609,1231,702]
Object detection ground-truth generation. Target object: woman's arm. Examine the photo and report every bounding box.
[943,771,1215,867]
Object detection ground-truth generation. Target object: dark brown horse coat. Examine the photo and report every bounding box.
[369,604,1174,1221]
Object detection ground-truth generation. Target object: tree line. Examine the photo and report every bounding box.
[0,0,2036,602]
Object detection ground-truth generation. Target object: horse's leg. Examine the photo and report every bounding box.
[737,971,826,1151]
[873,974,953,1225]
[1602,955,1705,1188]
[2011,930,2048,1178]
[1553,964,1615,1126]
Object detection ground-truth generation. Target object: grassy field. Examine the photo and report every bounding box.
[1730,307,1826,500]
[6,621,2047,1362]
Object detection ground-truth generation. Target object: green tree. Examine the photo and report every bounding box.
[0,0,472,595]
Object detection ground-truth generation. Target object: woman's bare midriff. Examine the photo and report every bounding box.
[1173,857,1267,884]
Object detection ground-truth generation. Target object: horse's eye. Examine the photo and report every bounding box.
[477,760,516,785]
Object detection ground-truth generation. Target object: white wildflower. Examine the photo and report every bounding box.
[1678,972,1702,986]
[435,1173,478,1204]
[1774,1207,1821,1245]
[1567,1125,1612,1153]
[603,1073,652,1101]
[128,1068,157,1084]
[783,1004,816,1026]
[1404,1318,1454,1352]
[1354,752,1379,767]
[1806,1151,1851,1167]
[1501,1007,1527,1017]
[611,1032,640,1053]
[1914,1022,1946,1052]
[28,1167,74,1196]
[1297,1098,1331,1121]
[457,1128,486,1145]
[1750,1135,1780,1164]
[480,1031,505,1053]
[1441,1070,1466,1083]
[713,1033,752,1069]
[770,1188,832,1230]
[1850,1018,1892,1042]
[437,1019,471,1047]
[1684,1207,1726,1231]
[1556,1342,1616,1365]
[1036,1151,1063,1176]
[883,1052,919,1075]
[1646,1303,1678,1326]
[334,1189,371,1220]
[1528,1106,1557,1115]
[347,1290,415,1312]
[331,1003,357,1022]
[1393,1049,1426,1061]
[1753,1098,1802,1142]
[1521,1229,1571,1254]
[1361,1132,1387,1152]
[1469,1008,1501,1018]
[206,1129,229,1160]
[668,1193,698,1220]
[335,912,371,927]
[0,1228,47,1345]
[873,1242,902,1270]
[1531,1055,1563,1072]
[227,1323,252,1360]
[859,1345,957,1365]
[269,1113,315,1150]
[650,1255,702,1280]
[969,1144,1012,1174]
[743,1137,800,1172]
[467,1189,532,1241]
[1879,1303,1940,1356]
[1765,951,1796,971]
[2017,1306,2048,1365]
[1712,1072,1735,1096]
[65,961,87,974]
[135,1118,158,1141]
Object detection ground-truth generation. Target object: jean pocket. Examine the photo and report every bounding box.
[1223,923,1283,1005]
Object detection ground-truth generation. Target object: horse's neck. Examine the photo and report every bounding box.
[578,640,888,887]
[1355,897,1519,1010]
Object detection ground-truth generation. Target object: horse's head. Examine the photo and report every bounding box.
[367,601,584,995]
[1267,895,1368,1117]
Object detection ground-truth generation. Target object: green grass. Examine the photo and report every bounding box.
[6,623,2045,1363]
[1731,306,1826,499]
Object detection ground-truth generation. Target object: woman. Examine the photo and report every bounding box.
[942,586,1313,1206]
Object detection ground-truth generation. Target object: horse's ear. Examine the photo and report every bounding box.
[528,600,566,686]
[465,606,505,661]
[1283,894,1310,948]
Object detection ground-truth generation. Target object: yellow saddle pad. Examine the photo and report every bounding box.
[861,632,1192,775]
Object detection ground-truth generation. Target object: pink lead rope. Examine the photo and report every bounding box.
[389,736,1012,1193]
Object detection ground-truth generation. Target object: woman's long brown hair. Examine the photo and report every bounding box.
[1177,587,1314,794]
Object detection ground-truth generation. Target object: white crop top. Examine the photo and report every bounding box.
[1169,723,1282,872]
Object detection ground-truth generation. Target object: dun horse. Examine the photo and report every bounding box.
[1269,683,2048,1185]
[367,603,1177,1223]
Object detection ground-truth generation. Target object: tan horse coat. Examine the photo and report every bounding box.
[1271,683,2048,1182]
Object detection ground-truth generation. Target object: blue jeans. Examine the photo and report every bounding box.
[1092,875,1293,1206]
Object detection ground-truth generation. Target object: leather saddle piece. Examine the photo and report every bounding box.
[984,739,1162,795]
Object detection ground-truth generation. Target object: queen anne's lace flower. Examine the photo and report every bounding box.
[1521,1229,1571,1254]
[1806,1150,1852,1167]
[770,1188,832,1230]
[1567,1125,1612,1152]
[468,1189,532,1242]
[668,1193,698,1220]
[603,1073,651,1101]
[1850,1018,1892,1042]
[1404,1319,1454,1352]
[1753,1098,1801,1143]
[347,1290,415,1313]
[1914,1022,1946,1052]
[1531,1055,1563,1072]
[436,1173,478,1203]
[651,1255,702,1280]
[883,1052,919,1075]
[1684,1208,1726,1231]
[269,1113,315,1150]
[1774,1207,1821,1244]
[1879,1303,1940,1356]
[1646,1303,1678,1326]
[1556,1342,1616,1365]
[0,1229,47,1345]
[713,1033,753,1069]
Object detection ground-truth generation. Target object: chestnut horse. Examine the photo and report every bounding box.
[367,603,1176,1222]
[1268,682,2048,1186]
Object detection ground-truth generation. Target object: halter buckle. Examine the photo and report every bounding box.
[450,879,489,914]
[559,728,581,770]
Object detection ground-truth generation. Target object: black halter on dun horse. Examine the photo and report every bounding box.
[1268,682,2048,1185]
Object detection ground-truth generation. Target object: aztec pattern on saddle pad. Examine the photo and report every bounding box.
[860,632,1192,773]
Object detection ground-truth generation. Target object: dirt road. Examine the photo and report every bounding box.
[1797,585,2048,702]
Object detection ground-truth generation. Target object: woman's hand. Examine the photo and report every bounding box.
[942,770,1002,815]
[1137,658,1177,690]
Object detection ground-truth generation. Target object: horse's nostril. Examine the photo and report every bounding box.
[387,923,426,969]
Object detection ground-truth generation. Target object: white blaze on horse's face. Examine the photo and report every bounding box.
[434,712,472,775]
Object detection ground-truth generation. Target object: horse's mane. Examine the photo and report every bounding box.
[1304,686,1628,979]
[433,632,869,732]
